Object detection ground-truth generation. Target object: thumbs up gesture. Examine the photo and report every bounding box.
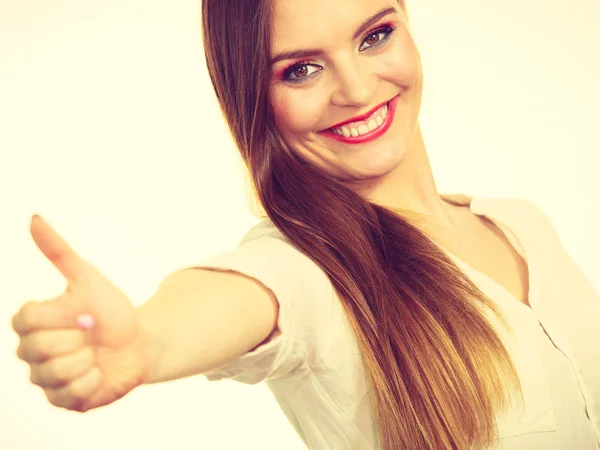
[11,215,148,412]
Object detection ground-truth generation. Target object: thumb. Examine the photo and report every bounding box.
[30,214,89,286]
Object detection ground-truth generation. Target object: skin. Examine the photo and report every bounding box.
[267,0,533,306]
[269,0,471,237]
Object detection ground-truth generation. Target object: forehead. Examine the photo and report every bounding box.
[270,0,400,51]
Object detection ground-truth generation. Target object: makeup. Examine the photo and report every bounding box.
[274,23,398,85]
[319,94,400,144]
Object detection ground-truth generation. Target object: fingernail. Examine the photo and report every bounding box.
[76,314,95,330]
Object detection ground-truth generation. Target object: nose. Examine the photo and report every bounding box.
[329,58,376,108]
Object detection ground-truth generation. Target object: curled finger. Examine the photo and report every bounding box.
[30,346,95,388]
[44,367,102,412]
[17,329,85,363]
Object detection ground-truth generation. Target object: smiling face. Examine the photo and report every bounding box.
[269,0,424,187]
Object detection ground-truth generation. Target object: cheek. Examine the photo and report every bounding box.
[381,34,422,83]
[271,88,328,136]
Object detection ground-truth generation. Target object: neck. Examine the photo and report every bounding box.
[348,123,465,232]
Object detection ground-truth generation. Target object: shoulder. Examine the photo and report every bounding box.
[442,192,547,217]
[472,196,552,223]
[470,196,565,247]
[441,192,474,207]
[238,218,289,246]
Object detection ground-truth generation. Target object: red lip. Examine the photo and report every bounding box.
[324,96,394,130]
[318,94,400,145]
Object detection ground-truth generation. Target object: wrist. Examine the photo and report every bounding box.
[136,304,167,385]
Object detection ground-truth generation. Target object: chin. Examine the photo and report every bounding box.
[357,142,406,167]
[341,157,404,182]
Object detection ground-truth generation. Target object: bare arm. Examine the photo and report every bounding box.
[138,268,280,384]
[14,215,281,412]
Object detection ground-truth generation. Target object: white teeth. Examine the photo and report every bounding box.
[330,101,390,136]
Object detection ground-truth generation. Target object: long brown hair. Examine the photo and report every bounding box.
[201,1,523,448]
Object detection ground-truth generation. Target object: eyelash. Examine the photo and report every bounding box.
[278,23,398,85]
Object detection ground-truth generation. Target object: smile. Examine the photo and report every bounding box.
[319,94,400,144]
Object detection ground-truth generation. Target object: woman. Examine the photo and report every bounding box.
[10,0,600,449]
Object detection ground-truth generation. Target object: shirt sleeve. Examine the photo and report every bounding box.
[173,233,336,385]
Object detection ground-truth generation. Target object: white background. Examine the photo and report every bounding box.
[1,0,598,449]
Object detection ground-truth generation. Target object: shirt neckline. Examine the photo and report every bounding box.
[436,195,536,315]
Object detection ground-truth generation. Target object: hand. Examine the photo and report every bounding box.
[12,215,148,412]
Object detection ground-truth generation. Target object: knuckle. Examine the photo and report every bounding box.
[11,314,20,333]
[30,334,50,360]
[71,401,89,413]
[44,388,61,408]
[20,302,39,328]
[65,385,88,408]
[16,343,27,361]
[45,386,85,411]
[47,359,73,384]
[29,365,47,387]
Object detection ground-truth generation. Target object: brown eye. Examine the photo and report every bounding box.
[282,63,321,84]
[365,33,381,46]
[358,26,396,52]
[293,66,309,78]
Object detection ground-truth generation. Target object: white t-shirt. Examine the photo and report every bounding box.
[178,194,600,450]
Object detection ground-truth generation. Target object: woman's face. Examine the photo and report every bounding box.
[269,0,423,184]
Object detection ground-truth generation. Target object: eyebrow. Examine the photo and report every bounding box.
[270,6,397,65]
